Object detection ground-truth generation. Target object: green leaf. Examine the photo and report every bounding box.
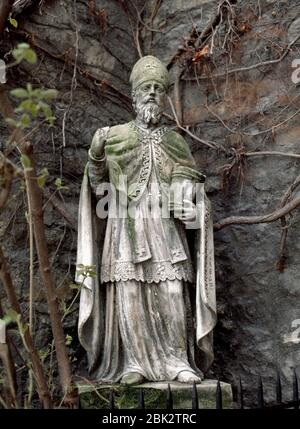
[41,89,58,100]
[31,89,42,98]
[37,176,46,188]
[12,49,24,63]
[39,102,52,119]
[19,99,34,111]
[40,167,49,176]
[1,315,12,326]
[17,99,40,117]
[37,168,49,188]
[60,301,67,314]
[38,345,52,360]
[55,177,62,188]
[20,113,31,127]
[54,177,68,190]
[12,43,31,64]
[21,154,31,168]
[5,117,18,127]
[24,49,37,64]
[9,18,18,28]
[69,283,81,290]
[17,43,30,49]
[65,335,73,346]
[4,309,20,324]
[76,264,97,278]
[10,88,28,98]
[47,116,56,126]
[30,103,39,117]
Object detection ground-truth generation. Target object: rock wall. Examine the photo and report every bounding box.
[1,0,300,406]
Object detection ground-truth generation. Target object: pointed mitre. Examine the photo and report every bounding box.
[129,55,170,90]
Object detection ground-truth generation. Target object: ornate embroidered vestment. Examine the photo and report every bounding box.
[76,120,216,382]
[88,122,201,284]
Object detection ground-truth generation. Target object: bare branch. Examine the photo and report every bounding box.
[129,0,163,33]
[43,188,77,231]
[0,86,78,407]
[0,152,78,230]
[173,66,183,124]
[206,101,300,137]
[167,95,222,151]
[276,173,300,271]
[0,158,14,210]
[0,244,52,408]
[0,0,14,35]
[0,298,18,408]
[245,151,300,160]
[189,34,300,80]
[214,192,300,231]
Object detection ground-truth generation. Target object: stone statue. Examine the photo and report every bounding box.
[75,56,216,385]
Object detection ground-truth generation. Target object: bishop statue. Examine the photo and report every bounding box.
[76,56,216,385]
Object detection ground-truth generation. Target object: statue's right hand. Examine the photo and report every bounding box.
[90,128,106,158]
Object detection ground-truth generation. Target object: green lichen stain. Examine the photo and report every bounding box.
[80,386,162,409]
[79,382,233,409]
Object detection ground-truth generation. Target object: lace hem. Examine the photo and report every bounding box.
[101,260,195,284]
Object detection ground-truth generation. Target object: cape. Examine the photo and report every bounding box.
[75,123,217,375]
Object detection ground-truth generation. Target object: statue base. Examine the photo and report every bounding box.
[77,379,233,409]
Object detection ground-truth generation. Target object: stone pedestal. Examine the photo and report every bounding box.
[78,379,233,409]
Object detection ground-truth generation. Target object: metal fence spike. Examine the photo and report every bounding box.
[239,376,244,409]
[109,389,115,410]
[257,376,264,408]
[192,381,199,410]
[216,379,223,409]
[293,370,299,409]
[138,388,145,409]
[276,371,282,404]
[166,383,173,409]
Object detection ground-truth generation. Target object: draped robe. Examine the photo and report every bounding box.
[76,121,216,382]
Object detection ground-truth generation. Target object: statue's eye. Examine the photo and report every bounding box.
[154,84,164,93]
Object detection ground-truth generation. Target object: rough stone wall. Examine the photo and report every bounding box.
[1,0,300,406]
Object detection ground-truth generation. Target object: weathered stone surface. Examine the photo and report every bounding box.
[2,0,300,407]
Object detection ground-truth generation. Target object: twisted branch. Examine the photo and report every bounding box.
[276,174,300,271]
[214,191,300,231]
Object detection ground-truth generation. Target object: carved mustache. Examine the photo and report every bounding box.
[145,97,157,104]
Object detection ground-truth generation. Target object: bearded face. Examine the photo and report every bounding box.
[135,100,162,125]
[132,81,166,126]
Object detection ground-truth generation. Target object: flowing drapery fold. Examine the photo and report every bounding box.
[76,166,217,377]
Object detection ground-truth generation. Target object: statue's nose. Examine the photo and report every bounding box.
[149,87,155,96]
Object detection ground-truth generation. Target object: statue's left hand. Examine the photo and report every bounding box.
[90,128,106,158]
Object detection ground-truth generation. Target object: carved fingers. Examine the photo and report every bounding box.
[171,199,197,222]
[90,127,108,158]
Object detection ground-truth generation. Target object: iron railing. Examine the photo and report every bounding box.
[106,371,300,409]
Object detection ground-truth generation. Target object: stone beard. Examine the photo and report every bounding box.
[76,55,216,386]
[133,94,163,125]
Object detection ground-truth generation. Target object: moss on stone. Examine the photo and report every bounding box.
[78,380,233,409]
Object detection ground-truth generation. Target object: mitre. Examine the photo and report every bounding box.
[129,55,170,90]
